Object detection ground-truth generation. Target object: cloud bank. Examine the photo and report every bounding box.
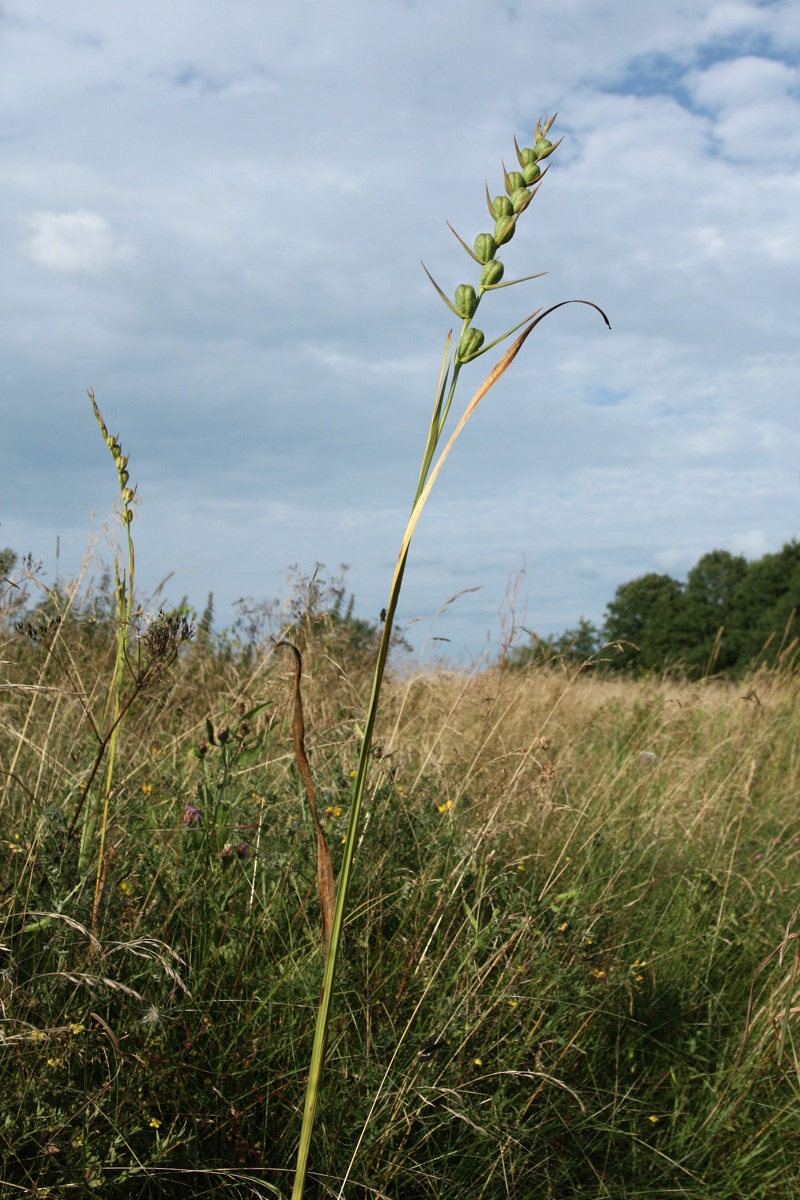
[1,0,798,657]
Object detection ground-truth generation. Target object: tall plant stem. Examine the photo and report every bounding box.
[290,300,608,1198]
[90,526,133,931]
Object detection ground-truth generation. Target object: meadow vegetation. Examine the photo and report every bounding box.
[3,115,799,1199]
[1,554,799,1198]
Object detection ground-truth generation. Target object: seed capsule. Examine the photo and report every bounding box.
[457,328,485,360]
[520,146,537,166]
[455,284,478,318]
[480,259,504,287]
[492,195,513,219]
[494,215,516,246]
[523,162,541,184]
[505,170,525,196]
[122,487,135,505]
[473,233,497,263]
[510,187,532,214]
[534,137,554,158]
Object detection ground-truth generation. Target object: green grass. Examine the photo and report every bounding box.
[2,571,799,1197]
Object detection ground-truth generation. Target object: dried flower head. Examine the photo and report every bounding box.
[143,610,194,661]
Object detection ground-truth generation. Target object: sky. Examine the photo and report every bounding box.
[2,0,799,661]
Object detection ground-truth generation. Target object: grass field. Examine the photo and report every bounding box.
[2,561,799,1198]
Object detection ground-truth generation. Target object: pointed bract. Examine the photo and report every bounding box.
[421,262,463,318]
[447,221,481,263]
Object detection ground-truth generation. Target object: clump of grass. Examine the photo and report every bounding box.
[2,577,800,1195]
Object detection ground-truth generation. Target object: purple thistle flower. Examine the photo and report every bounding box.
[235,842,250,859]
[183,804,201,826]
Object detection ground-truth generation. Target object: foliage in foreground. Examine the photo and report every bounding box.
[1,564,799,1198]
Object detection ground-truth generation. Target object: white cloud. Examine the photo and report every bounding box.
[686,56,800,163]
[2,1,800,653]
[25,209,132,273]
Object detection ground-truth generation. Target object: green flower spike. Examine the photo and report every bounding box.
[83,390,139,935]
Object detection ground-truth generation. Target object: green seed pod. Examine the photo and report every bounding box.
[105,435,116,450]
[473,232,497,263]
[534,137,553,158]
[115,455,128,471]
[457,327,485,360]
[522,161,541,184]
[122,487,135,505]
[520,146,537,166]
[120,470,129,486]
[510,187,532,214]
[454,284,478,319]
[122,509,134,526]
[480,259,504,287]
[494,215,516,246]
[505,170,525,196]
[492,195,513,219]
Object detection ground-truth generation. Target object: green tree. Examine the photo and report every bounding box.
[678,549,748,675]
[603,572,684,671]
[555,617,602,664]
[729,541,800,668]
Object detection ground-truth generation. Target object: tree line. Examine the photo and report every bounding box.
[512,542,800,677]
